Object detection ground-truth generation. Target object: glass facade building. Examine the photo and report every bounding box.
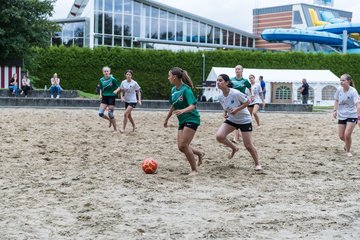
[53,0,255,50]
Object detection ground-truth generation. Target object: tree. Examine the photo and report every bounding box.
[0,0,58,60]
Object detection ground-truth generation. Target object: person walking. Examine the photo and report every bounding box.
[98,66,121,132]
[215,74,261,171]
[115,70,142,133]
[247,74,264,128]
[163,67,204,176]
[230,65,252,143]
[333,74,360,157]
[300,78,309,104]
[259,75,266,111]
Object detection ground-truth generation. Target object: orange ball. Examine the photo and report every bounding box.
[142,158,158,174]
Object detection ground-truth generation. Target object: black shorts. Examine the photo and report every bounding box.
[125,102,137,109]
[101,96,116,106]
[178,122,199,131]
[248,103,260,108]
[224,119,252,132]
[338,118,358,125]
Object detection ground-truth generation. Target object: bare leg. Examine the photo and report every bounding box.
[242,131,261,170]
[121,105,133,133]
[232,129,242,143]
[100,104,113,128]
[178,127,198,175]
[128,113,136,131]
[191,147,205,166]
[252,105,260,127]
[343,122,356,156]
[108,105,117,132]
[216,123,239,159]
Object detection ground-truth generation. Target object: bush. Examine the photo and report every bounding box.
[26,47,360,99]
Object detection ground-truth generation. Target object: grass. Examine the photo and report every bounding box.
[313,105,333,112]
[78,91,99,99]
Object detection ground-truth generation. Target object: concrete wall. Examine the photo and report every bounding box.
[0,97,313,112]
[0,89,79,98]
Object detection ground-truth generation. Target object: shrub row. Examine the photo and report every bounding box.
[27,46,360,99]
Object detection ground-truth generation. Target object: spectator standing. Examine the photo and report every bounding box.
[259,75,266,110]
[300,78,309,104]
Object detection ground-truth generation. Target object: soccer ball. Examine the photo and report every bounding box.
[142,158,158,174]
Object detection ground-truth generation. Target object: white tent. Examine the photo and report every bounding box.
[202,67,340,106]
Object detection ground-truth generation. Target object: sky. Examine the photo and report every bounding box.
[53,0,360,33]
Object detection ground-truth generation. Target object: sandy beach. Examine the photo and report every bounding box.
[0,108,359,239]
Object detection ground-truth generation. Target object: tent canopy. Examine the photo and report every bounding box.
[206,67,340,84]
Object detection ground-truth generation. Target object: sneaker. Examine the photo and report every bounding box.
[51,95,54,98]
[255,165,262,171]
[56,95,60,99]
[20,91,24,95]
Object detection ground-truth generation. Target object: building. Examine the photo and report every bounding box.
[52,0,256,51]
[253,3,352,51]
[203,67,340,106]
[0,60,23,89]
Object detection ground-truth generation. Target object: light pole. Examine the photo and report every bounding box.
[202,52,206,82]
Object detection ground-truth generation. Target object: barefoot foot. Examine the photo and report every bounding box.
[119,129,124,133]
[228,148,239,159]
[188,170,198,176]
[197,152,205,166]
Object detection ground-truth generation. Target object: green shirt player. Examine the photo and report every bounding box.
[164,67,204,176]
[98,66,121,132]
[230,65,252,143]
[230,65,252,94]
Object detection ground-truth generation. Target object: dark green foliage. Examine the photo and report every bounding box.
[0,0,58,60]
[27,47,360,99]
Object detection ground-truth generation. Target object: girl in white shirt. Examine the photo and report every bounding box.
[115,70,142,133]
[247,74,265,128]
[216,74,261,171]
[333,74,360,157]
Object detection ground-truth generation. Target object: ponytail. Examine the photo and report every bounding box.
[341,74,355,88]
[170,67,194,89]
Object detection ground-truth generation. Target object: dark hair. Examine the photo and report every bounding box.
[219,74,233,88]
[341,74,355,88]
[259,76,263,80]
[125,69,133,76]
[170,67,194,89]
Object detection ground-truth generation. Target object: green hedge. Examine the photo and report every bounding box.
[27,46,360,99]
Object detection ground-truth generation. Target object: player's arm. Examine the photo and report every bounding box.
[164,105,174,128]
[333,99,339,119]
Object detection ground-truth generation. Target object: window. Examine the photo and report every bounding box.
[276,86,292,100]
[322,85,337,100]
[297,86,314,100]
[293,11,303,25]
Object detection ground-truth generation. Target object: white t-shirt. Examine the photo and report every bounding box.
[218,88,252,124]
[121,79,140,103]
[334,86,359,120]
[246,83,262,105]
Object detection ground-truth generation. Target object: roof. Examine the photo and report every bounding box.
[206,67,340,84]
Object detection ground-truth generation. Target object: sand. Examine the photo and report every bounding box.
[0,108,360,239]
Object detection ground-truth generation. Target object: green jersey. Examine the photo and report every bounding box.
[99,76,120,97]
[230,76,251,94]
[170,84,200,126]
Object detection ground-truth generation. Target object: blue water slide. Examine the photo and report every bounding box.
[319,10,348,24]
[308,22,360,34]
[261,28,360,49]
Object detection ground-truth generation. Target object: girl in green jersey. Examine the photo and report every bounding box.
[164,67,204,176]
